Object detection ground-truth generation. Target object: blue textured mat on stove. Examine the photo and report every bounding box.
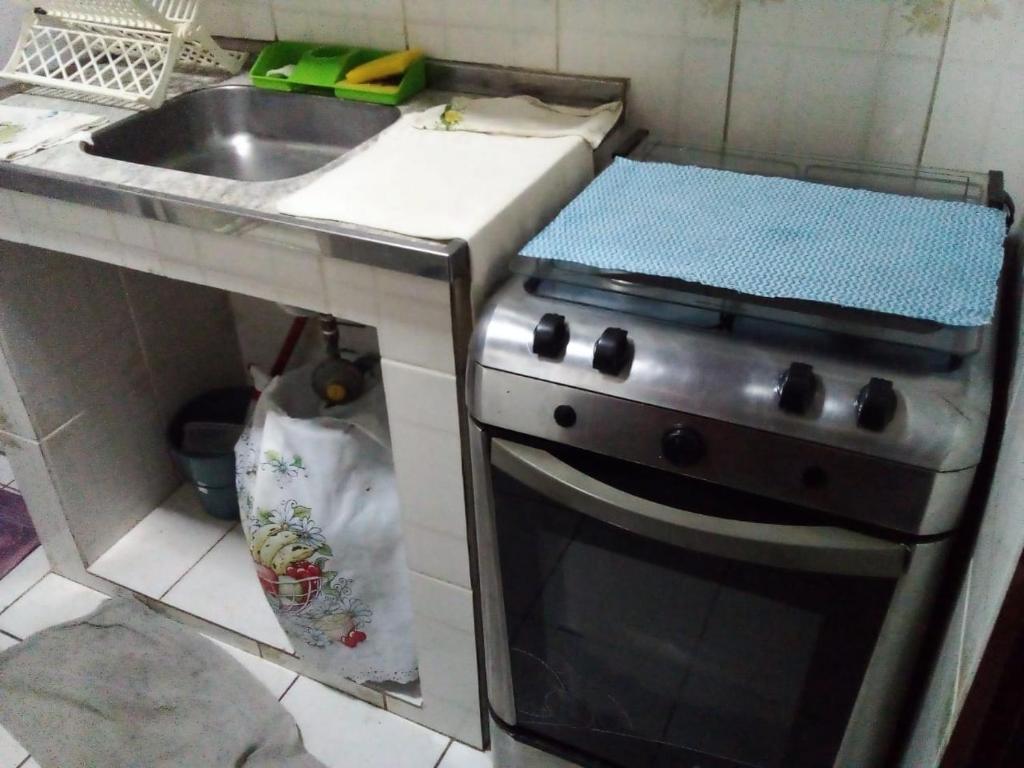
[521,158,1006,326]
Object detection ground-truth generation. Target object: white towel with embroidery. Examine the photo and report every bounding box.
[411,94,622,148]
[0,105,106,161]
[235,366,418,685]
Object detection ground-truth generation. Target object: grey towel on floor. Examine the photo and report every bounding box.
[0,597,326,768]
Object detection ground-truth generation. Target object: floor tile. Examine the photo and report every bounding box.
[0,633,16,652]
[0,574,108,639]
[89,486,234,599]
[0,725,27,768]
[0,455,14,489]
[439,743,492,768]
[282,677,449,768]
[202,634,297,700]
[163,527,294,653]
[0,549,49,613]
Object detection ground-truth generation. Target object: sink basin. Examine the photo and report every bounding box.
[86,85,400,182]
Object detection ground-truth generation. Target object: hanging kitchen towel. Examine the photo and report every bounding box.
[0,104,106,161]
[276,114,593,312]
[411,95,622,148]
[235,366,418,686]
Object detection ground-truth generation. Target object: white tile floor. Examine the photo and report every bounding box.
[89,485,234,599]
[89,485,295,652]
[0,455,15,490]
[0,556,491,768]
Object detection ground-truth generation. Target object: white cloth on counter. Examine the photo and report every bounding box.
[0,104,106,160]
[411,95,622,148]
[235,366,418,685]
[277,113,594,311]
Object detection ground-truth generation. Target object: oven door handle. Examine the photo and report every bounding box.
[492,438,908,578]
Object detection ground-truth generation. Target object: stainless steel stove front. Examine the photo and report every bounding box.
[469,421,950,768]
[467,271,993,768]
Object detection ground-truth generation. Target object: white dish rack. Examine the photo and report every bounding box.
[1,0,245,107]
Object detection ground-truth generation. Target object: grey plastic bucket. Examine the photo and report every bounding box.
[168,387,252,520]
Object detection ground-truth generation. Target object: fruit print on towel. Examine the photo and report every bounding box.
[248,496,372,650]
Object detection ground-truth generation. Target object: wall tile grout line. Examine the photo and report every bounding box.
[553,0,561,72]
[860,2,899,161]
[719,0,743,149]
[915,0,958,167]
[400,0,410,51]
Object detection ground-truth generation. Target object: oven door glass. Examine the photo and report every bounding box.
[489,437,899,768]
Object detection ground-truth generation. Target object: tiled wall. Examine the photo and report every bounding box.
[201,0,1024,202]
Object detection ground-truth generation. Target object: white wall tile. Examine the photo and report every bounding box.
[324,259,379,326]
[388,418,467,539]
[922,0,1024,201]
[9,192,52,233]
[272,0,406,49]
[728,0,943,163]
[388,573,482,747]
[380,361,469,585]
[380,360,459,433]
[281,676,450,768]
[203,0,276,40]
[197,231,328,313]
[408,571,474,633]
[376,271,455,374]
[407,0,557,69]
[404,523,472,589]
[111,213,162,274]
[0,190,24,244]
[151,221,206,284]
[558,0,731,146]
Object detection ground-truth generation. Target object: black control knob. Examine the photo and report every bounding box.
[778,362,817,415]
[532,313,568,358]
[662,426,705,466]
[593,327,631,375]
[553,405,577,428]
[857,378,897,431]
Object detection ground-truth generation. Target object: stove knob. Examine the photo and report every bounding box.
[532,313,569,358]
[857,378,897,431]
[778,362,817,415]
[663,426,705,466]
[593,327,631,375]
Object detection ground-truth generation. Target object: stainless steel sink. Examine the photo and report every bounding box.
[86,85,400,182]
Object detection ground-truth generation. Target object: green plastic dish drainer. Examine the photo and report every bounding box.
[250,42,426,106]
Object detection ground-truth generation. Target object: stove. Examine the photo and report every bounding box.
[467,144,1017,768]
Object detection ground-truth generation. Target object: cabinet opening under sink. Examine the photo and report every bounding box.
[85,85,400,182]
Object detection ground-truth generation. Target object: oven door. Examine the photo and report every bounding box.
[473,431,932,768]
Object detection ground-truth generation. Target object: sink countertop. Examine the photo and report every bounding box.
[0,61,634,282]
